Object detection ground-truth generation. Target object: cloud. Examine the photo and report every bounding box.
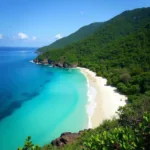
[55,34,62,40]
[32,36,37,40]
[0,34,3,39]
[18,32,28,40]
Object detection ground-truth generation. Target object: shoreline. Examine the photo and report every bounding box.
[77,67,127,129]
[31,60,127,129]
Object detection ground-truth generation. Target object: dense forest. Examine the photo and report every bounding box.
[19,7,150,149]
[37,22,103,53]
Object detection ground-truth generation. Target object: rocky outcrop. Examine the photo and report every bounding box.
[33,59,49,65]
[33,58,39,63]
[51,129,91,147]
[41,59,48,64]
[51,132,79,147]
[33,58,78,68]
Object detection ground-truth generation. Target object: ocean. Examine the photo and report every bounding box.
[0,47,88,150]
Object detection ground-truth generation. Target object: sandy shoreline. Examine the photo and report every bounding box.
[78,67,127,129]
[31,61,127,129]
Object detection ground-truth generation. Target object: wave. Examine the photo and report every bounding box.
[29,60,35,63]
[86,80,97,128]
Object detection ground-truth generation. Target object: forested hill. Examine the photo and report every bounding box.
[35,6,150,108]
[37,22,103,53]
[36,7,150,62]
[35,6,150,124]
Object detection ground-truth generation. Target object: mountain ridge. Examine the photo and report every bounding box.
[37,22,103,53]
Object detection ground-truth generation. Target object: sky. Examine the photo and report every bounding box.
[0,0,150,47]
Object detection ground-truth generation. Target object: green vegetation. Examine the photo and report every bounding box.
[37,22,103,53]
[20,7,150,149]
[37,7,150,98]
[83,112,150,150]
[19,112,150,150]
[18,136,40,150]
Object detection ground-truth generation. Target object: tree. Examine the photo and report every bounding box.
[120,73,131,84]
[128,84,140,94]
[117,82,128,94]
[18,136,40,150]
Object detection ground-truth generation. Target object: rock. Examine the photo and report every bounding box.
[41,59,48,65]
[51,129,91,147]
[57,62,64,68]
[33,59,39,63]
[51,132,80,147]
[34,58,78,68]
[63,62,69,68]
[72,63,78,68]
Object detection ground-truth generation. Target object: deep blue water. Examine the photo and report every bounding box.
[0,47,88,150]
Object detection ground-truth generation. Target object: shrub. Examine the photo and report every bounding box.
[84,112,150,150]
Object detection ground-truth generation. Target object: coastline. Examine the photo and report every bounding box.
[31,60,127,129]
[77,67,127,129]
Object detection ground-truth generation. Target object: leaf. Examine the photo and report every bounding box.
[132,142,137,147]
[123,143,127,149]
[102,147,107,150]
[123,134,128,141]
[111,140,114,144]
[143,116,148,122]
[139,123,142,128]
[101,140,105,145]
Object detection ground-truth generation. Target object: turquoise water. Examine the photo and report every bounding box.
[0,47,88,150]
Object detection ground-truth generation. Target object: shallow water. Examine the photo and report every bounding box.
[0,47,88,150]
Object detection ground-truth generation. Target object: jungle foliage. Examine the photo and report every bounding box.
[37,22,103,53]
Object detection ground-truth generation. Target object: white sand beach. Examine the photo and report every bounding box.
[78,67,127,129]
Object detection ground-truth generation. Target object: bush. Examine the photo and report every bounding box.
[18,136,40,150]
[84,112,150,150]
[128,84,140,94]
[120,73,131,84]
[117,82,128,94]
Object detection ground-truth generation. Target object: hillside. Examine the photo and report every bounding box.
[36,6,150,98]
[36,7,150,65]
[26,7,150,150]
[37,22,103,53]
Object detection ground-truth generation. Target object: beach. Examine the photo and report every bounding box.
[78,67,127,129]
